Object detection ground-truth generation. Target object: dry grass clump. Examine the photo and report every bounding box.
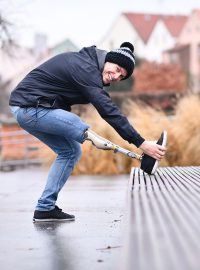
[73,106,137,175]
[43,94,200,175]
[166,94,200,166]
[126,94,200,167]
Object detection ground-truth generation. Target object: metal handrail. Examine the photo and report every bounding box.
[0,128,44,170]
[0,130,29,136]
[0,138,39,145]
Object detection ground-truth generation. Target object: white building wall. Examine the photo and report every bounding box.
[0,47,35,83]
[178,10,200,92]
[97,14,145,58]
[98,14,177,63]
[146,20,176,62]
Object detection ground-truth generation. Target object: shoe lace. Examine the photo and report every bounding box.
[55,205,62,212]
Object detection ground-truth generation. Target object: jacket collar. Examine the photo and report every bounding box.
[95,48,107,73]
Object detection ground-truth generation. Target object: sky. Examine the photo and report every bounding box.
[1,0,200,49]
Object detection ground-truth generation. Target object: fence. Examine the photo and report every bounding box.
[0,128,44,171]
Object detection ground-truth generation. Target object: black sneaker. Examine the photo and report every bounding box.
[140,131,167,175]
[33,205,75,222]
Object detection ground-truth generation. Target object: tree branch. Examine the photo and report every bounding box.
[0,12,15,49]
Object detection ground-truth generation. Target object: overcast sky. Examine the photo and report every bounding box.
[1,0,200,48]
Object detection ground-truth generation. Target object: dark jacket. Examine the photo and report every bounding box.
[9,46,144,147]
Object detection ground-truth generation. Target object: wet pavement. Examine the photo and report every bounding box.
[0,168,128,270]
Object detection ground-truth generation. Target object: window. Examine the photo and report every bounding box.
[170,53,179,64]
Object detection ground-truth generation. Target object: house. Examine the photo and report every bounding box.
[163,9,200,93]
[51,38,79,55]
[98,12,187,62]
[0,35,79,118]
[0,45,37,117]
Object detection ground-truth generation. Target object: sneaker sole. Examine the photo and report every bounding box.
[151,130,167,174]
[33,217,75,223]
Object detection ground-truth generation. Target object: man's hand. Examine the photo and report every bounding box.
[139,140,166,161]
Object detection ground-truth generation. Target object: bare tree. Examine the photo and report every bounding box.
[0,12,15,49]
[0,4,15,116]
[0,77,11,116]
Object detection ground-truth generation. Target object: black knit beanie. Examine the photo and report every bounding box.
[105,42,135,79]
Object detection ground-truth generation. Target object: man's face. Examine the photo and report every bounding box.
[102,62,127,85]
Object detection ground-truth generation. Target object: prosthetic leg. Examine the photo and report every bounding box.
[84,130,167,175]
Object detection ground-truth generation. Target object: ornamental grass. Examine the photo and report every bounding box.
[43,94,200,175]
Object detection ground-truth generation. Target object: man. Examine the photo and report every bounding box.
[9,42,166,222]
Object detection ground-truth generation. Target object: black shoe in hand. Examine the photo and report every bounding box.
[140,131,167,175]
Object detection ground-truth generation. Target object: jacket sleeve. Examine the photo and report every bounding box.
[83,86,144,147]
[70,62,145,147]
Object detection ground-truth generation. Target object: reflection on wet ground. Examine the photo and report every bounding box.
[33,222,75,270]
[0,169,128,270]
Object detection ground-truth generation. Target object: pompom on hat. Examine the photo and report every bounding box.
[105,42,135,79]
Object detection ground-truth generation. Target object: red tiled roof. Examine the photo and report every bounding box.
[124,12,188,43]
[162,15,188,37]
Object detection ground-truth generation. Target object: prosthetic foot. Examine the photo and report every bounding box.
[84,130,167,175]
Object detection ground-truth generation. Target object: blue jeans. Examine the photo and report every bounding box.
[10,106,89,211]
